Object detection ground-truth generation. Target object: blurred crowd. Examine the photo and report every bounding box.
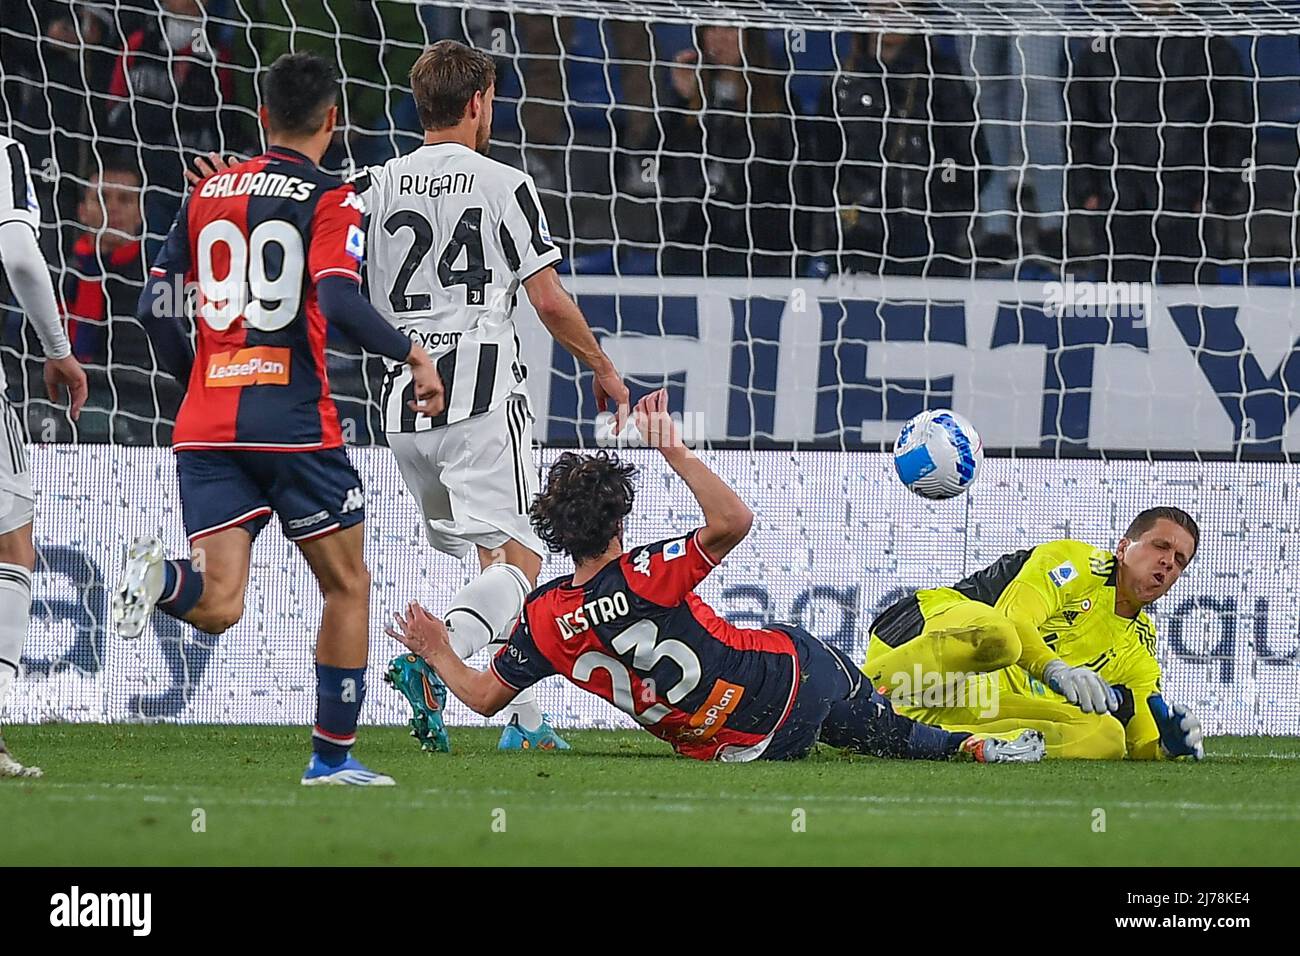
[0,0,1294,443]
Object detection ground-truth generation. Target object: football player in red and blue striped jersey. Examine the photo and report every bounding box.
[389,390,1047,765]
[113,53,443,786]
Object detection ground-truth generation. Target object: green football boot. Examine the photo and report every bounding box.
[384,654,451,753]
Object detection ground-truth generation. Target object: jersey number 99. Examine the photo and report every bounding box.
[196,219,304,332]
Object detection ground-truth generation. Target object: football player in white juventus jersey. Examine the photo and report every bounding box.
[0,134,89,776]
[361,42,628,750]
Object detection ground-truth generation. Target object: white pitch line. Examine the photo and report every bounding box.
[11,781,1300,821]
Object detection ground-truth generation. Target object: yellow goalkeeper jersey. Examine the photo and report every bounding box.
[941,538,1165,758]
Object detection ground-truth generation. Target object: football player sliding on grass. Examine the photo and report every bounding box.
[863,508,1206,761]
[388,389,1045,764]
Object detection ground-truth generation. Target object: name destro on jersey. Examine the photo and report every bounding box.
[491,530,802,761]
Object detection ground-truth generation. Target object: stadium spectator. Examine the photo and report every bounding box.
[957,30,1067,262]
[608,19,658,199]
[511,13,572,196]
[249,0,427,168]
[1066,31,1252,283]
[598,18,660,270]
[658,26,796,277]
[799,32,983,278]
[63,164,144,366]
[105,0,237,257]
[0,1,128,249]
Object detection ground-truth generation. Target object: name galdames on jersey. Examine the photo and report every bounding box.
[150,146,364,451]
[205,347,290,387]
[198,171,318,201]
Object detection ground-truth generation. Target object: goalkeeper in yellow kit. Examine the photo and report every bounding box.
[862,507,1205,760]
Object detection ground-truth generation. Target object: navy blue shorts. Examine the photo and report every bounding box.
[176,447,365,544]
[762,625,864,761]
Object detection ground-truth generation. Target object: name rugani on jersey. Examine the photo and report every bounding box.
[355,142,562,433]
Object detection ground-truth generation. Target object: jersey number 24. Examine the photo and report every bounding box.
[384,208,493,312]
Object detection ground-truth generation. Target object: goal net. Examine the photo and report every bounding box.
[1,0,1297,734]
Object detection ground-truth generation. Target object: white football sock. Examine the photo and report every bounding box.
[0,563,33,714]
[444,563,546,733]
[503,688,544,732]
[445,562,530,659]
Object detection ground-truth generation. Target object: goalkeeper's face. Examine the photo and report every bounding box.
[1116,518,1196,604]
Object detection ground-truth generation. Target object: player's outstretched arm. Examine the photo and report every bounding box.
[524,266,630,428]
[386,602,516,716]
[135,270,194,384]
[0,221,87,419]
[315,277,445,419]
[635,388,753,562]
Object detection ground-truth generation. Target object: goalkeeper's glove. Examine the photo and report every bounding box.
[1043,658,1120,714]
[1147,694,1205,761]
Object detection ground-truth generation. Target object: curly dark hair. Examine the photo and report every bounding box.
[530,451,637,563]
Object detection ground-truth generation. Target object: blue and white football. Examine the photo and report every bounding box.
[893,409,983,499]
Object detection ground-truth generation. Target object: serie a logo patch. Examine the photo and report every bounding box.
[1049,561,1077,588]
[345,222,365,260]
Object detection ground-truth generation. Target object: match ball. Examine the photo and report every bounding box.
[893,409,983,499]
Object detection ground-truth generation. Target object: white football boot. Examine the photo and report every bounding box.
[112,536,167,639]
[960,729,1047,764]
[0,733,42,778]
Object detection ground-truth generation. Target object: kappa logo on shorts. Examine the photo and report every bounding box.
[287,510,330,531]
[205,347,291,388]
[340,487,364,514]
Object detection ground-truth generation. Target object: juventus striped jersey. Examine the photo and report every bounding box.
[0,133,71,395]
[355,143,561,433]
[0,136,39,236]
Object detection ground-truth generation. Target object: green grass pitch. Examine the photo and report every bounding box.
[2,725,1297,866]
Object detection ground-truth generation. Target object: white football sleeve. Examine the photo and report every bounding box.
[502,174,561,281]
[0,220,70,361]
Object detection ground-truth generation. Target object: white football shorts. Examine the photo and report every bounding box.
[386,395,544,561]
[0,400,33,536]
